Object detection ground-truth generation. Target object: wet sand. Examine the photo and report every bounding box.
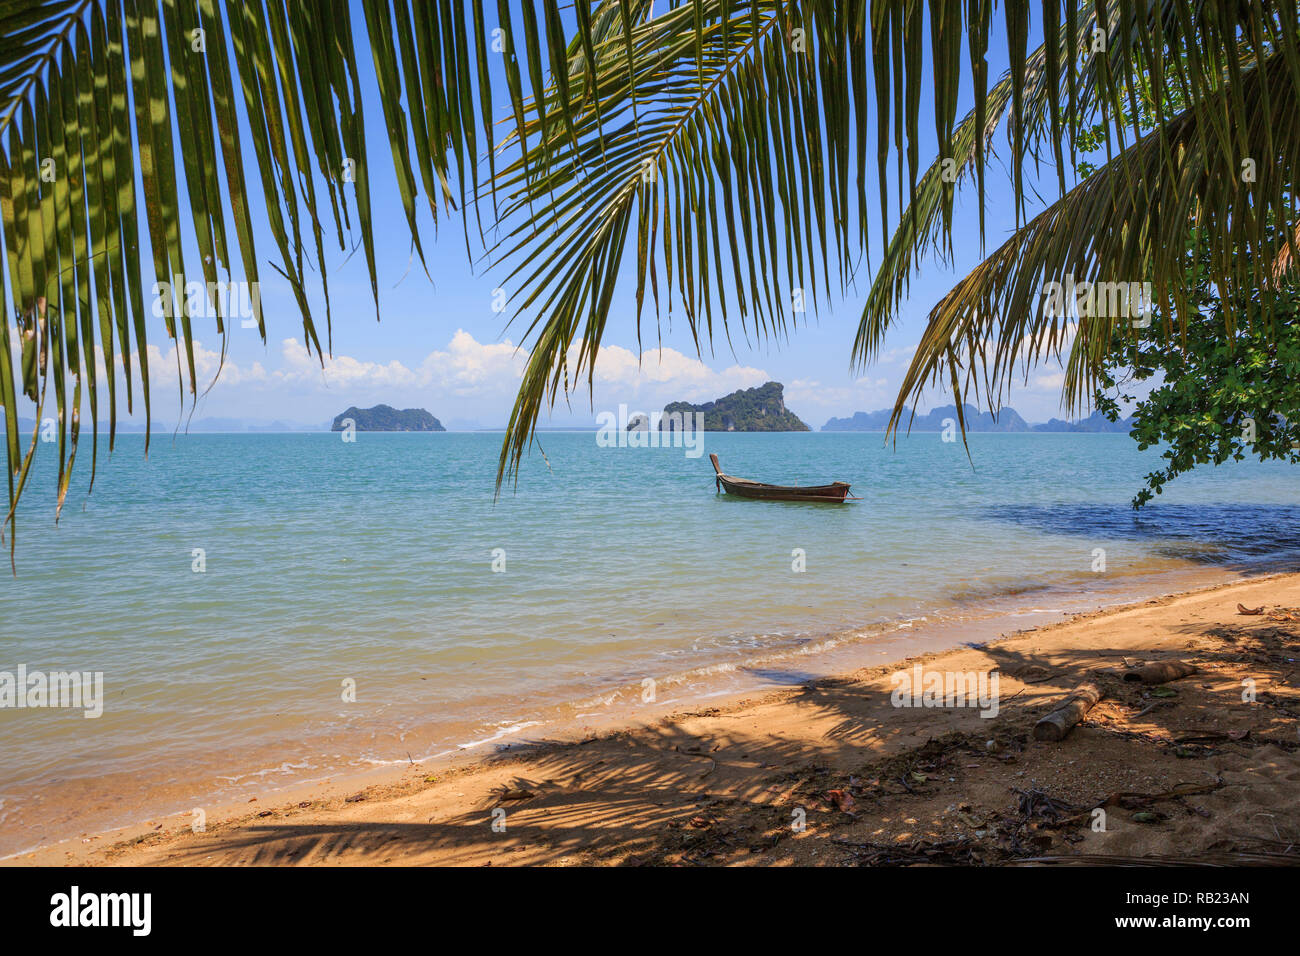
[12,571,1300,866]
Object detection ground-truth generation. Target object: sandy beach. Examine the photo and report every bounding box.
[13,571,1300,867]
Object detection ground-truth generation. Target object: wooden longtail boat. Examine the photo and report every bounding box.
[709,453,857,503]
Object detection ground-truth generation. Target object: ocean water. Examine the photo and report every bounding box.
[1,430,1298,854]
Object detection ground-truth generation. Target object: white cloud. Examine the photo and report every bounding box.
[589,343,768,403]
[421,330,528,393]
[49,329,774,427]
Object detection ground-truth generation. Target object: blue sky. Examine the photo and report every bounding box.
[36,6,1085,432]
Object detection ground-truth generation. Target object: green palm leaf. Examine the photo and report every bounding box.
[2,0,1299,563]
[486,0,1300,484]
[891,48,1300,438]
[0,0,488,564]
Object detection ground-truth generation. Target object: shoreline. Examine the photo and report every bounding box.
[0,560,1245,858]
[10,567,1300,866]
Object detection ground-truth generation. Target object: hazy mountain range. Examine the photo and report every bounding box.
[13,392,1131,435]
[821,404,1132,433]
[15,417,327,434]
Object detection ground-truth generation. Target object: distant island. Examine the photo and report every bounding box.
[821,404,1131,433]
[1026,411,1133,433]
[639,382,810,432]
[331,405,446,432]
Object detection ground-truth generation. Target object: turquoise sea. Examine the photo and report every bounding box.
[1,430,1298,854]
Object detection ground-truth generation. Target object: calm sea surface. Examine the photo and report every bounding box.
[2,431,1298,854]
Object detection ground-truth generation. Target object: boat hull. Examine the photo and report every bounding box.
[709,455,853,502]
[717,476,852,502]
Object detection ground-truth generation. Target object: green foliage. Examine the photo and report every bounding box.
[856,1,1300,445]
[330,404,445,432]
[1084,56,1299,507]
[1096,277,1300,508]
[660,382,809,432]
[1073,74,1188,179]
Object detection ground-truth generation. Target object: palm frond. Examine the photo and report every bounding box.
[4,0,1300,552]
[858,0,1182,365]
[486,0,869,486]
[887,48,1300,438]
[486,0,1300,486]
[0,0,486,563]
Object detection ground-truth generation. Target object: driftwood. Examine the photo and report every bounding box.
[1121,661,1197,684]
[1033,683,1102,742]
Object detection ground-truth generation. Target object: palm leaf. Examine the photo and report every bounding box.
[0,0,487,565]
[486,0,1300,484]
[889,48,1300,439]
[3,0,1300,558]
[487,0,865,486]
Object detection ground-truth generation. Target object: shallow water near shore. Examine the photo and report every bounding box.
[1,430,1297,855]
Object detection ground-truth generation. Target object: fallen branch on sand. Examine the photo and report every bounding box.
[1129,699,1175,721]
[1033,683,1102,742]
[1122,661,1198,684]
